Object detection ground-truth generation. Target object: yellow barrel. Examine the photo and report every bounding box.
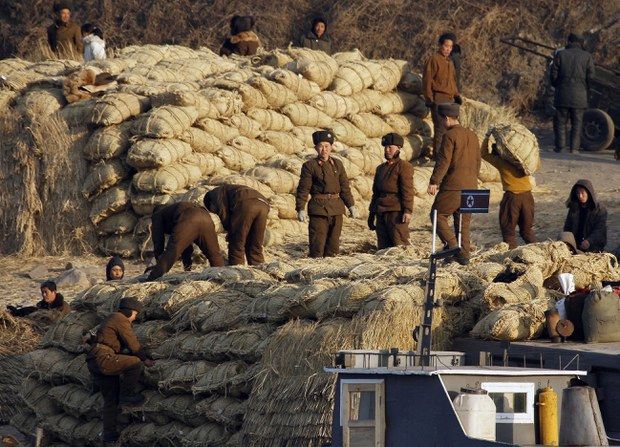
[538,386,559,446]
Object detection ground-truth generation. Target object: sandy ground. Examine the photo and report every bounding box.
[1,127,618,308]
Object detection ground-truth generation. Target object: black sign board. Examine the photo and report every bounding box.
[459,189,490,213]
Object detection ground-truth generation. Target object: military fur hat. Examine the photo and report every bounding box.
[312,130,334,145]
[381,132,404,148]
[437,102,460,118]
[119,297,143,313]
[53,2,71,13]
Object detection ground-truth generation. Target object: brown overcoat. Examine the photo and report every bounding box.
[422,51,459,103]
[204,185,268,232]
[220,31,260,56]
[295,157,354,216]
[47,20,83,54]
[369,158,415,214]
[89,312,146,361]
[430,125,481,190]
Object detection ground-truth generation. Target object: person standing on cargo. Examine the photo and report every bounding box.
[47,2,83,57]
[203,185,270,266]
[550,33,595,153]
[427,103,480,265]
[86,298,154,446]
[299,17,332,54]
[368,133,415,249]
[423,32,462,159]
[146,202,225,281]
[482,143,536,249]
[296,130,358,257]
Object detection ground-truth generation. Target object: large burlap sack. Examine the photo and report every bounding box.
[488,122,540,175]
[130,190,178,215]
[264,155,304,174]
[82,159,130,199]
[351,176,374,199]
[248,77,298,108]
[155,394,207,427]
[201,88,244,118]
[40,414,81,444]
[412,166,433,198]
[21,378,58,417]
[184,152,225,176]
[291,126,321,148]
[403,135,428,161]
[258,131,305,155]
[158,360,214,393]
[331,119,368,147]
[196,395,247,427]
[150,90,219,119]
[399,67,423,94]
[132,65,180,82]
[179,127,222,154]
[89,182,130,225]
[245,166,298,194]
[308,91,359,119]
[350,89,384,113]
[83,122,132,161]
[143,281,219,320]
[269,194,297,219]
[347,113,393,138]
[331,154,362,179]
[217,146,258,171]
[99,234,139,258]
[127,138,192,169]
[27,349,91,387]
[479,159,501,183]
[132,106,198,138]
[85,57,136,75]
[48,383,102,420]
[294,58,338,90]
[42,311,98,353]
[230,136,277,161]
[582,289,620,343]
[57,98,97,126]
[269,68,321,101]
[246,108,293,132]
[340,148,383,175]
[372,59,408,92]
[158,58,219,79]
[16,88,66,119]
[191,360,249,396]
[373,92,426,116]
[132,162,198,193]
[482,266,546,311]
[223,114,263,139]
[330,60,382,96]
[182,423,230,447]
[208,174,275,198]
[91,92,150,126]
[548,252,620,290]
[96,210,138,235]
[471,298,548,341]
[72,419,103,446]
[383,114,424,136]
[281,103,333,128]
[195,117,240,142]
[134,320,171,350]
[206,79,269,110]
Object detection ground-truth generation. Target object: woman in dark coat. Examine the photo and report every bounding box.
[563,179,607,252]
[220,15,261,57]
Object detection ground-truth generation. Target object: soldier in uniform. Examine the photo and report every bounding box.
[423,32,462,159]
[296,130,359,257]
[203,184,270,265]
[368,133,415,249]
[86,297,154,446]
[147,202,225,281]
[427,103,480,265]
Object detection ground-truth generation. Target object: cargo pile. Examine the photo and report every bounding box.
[0,44,539,259]
[8,241,618,446]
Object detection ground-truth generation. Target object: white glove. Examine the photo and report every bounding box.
[348,206,360,219]
[297,210,307,222]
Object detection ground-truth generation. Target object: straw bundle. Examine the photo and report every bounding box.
[81,159,131,199]
[248,77,298,108]
[179,127,222,154]
[132,106,198,139]
[83,122,132,161]
[91,92,150,126]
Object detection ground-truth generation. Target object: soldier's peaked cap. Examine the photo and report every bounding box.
[437,102,460,118]
[381,133,404,147]
[312,130,334,145]
[119,297,143,313]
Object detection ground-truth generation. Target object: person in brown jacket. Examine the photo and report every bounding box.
[6,280,70,318]
[423,32,462,158]
[299,17,333,54]
[296,130,358,257]
[47,3,83,57]
[86,298,154,446]
[203,185,270,265]
[428,103,480,265]
[220,15,261,57]
[147,202,225,281]
[483,143,536,249]
[368,133,415,249]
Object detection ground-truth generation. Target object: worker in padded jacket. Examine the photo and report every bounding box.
[203,185,270,265]
[147,202,225,281]
[296,130,359,257]
[427,103,481,265]
[563,179,607,252]
[86,298,154,446]
[368,133,415,249]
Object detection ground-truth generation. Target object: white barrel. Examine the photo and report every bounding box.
[453,387,496,441]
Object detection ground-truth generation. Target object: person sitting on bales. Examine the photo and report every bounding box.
[6,280,70,317]
[106,256,125,281]
[562,179,607,252]
[220,15,261,57]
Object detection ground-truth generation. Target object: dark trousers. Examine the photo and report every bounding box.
[499,191,536,249]
[148,217,225,280]
[376,211,410,249]
[87,352,142,442]
[554,107,584,151]
[228,200,269,265]
[431,190,472,256]
[431,93,454,158]
[308,214,343,258]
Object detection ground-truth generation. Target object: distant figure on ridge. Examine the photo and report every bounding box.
[81,23,106,61]
[299,16,332,54]
[220,15,261,57]
[47,2,83,57]
[203,185,270,266]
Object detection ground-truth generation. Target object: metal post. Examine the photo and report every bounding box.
[458,213,463,248]
[432,209,438,254]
